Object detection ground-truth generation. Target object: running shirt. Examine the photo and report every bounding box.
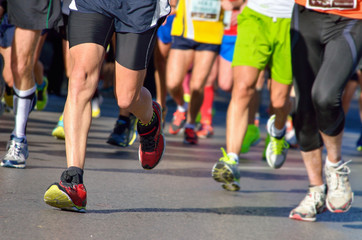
[171,0,224,45]
[295,0,362,19]
[247,0,295,18]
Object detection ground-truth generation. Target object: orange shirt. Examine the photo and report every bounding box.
[295,0,362,19]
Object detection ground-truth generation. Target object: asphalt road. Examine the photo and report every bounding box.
[1,91,362,240]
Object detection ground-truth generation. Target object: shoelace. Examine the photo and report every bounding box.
[140,134,156,152]
[8,142,23,158]
[300,191,323,213]
[327,160,352,193]
[270,137,289,154]
[172,111,186,126]
[219,147,237,165]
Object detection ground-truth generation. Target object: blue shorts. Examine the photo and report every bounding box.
[157,15,175,44]
[171,36,220,52]
[0,14,15,48]
[220,35,237,62]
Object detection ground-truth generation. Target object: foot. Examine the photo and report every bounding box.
[324,160,353,213]
[52,114,65,140]
[240,124,260,153]
[107,115,138,147]
[184,127,198,145]
[1,136,28,169]
[196,123,214,138]
[137,101,165,170]
[289,185,326,222]
[168,110,186,135]
[265,115,289,169]
[35,77,48,111]
[212,148,240,191]
[44,169,87,212]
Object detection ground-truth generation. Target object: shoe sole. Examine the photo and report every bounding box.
[326,194,353,213]
[1,160,26,169]
[289,213,316,222]
[212,162,240,191]
[44,185,86,213]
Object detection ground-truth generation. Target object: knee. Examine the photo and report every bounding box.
[232,81,254,101]
[311,88,337,111]
[116,91,137,110]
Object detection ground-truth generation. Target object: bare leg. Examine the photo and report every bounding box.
[227,66,260,154]
[65,43,105,169]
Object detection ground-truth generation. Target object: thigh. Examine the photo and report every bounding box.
[115,27,158,70]
[232,7,270,70]
[68,11,114,49]
[270,17,292,85]
[191,50,218,89]
[166,48,194,88]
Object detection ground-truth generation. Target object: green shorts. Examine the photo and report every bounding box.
[232,7,292,85]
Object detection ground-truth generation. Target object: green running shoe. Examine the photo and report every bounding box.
[35,77,48,110]
[240,124,260,153]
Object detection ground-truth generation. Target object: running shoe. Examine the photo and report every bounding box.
[184,127,198,144]
[1,136,28,169]
[91,95,103,118]
[265,115,289,169]
[196,123,214,138]
[289,185,326,222]
[107,115,138,147]
[44,169,87,212]
[168,110,186,135]
[240,124,260,153]
[324,160,353,213]
[52,114,65,140]
[356,133,362,151]
[212,148,240,191]
[137,101,165,170]
[35,77,48,110]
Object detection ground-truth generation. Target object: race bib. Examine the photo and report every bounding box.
[190,0,221,22]
[306,0,357,10]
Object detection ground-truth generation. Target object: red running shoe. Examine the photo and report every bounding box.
[138,101,165,169]
[168,110,186,135]
[196,123,214,138]
[44,182,87,212]
[184,127,198,145]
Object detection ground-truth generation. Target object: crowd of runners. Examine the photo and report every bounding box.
[0,0,362,222]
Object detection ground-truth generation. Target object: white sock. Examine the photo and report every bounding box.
[177,105,187,112]
[227,152,239,163]
[12,85,36,139]
[270,123,286,138]
[325,157,342,167]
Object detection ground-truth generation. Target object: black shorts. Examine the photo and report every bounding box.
[68,11,162,70]
[8,0,63,30]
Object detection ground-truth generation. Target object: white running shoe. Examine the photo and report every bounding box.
[1,137,29,168]
[289,185,326,222]
[324,160,353,213]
